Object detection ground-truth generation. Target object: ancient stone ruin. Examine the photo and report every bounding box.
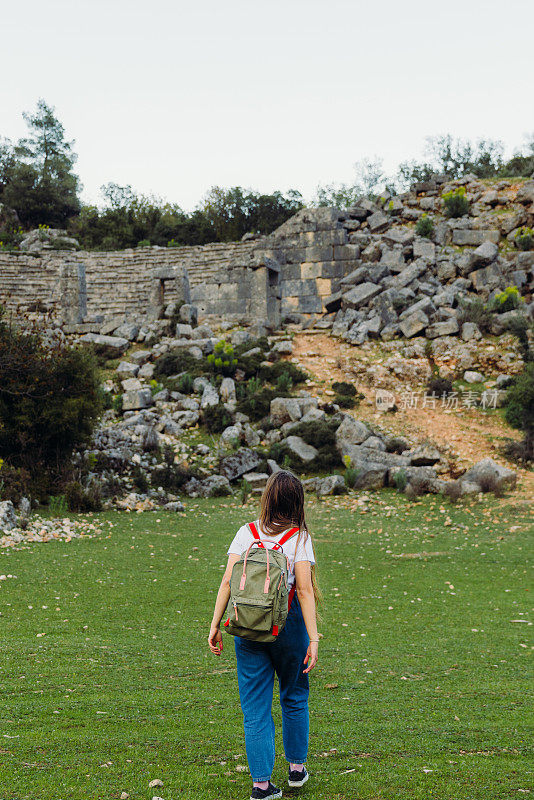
[1,176,532,341]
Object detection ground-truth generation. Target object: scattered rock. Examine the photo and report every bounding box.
[284,436,319,463]
[220,448,262,481]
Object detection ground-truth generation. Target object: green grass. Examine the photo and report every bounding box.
[0,493,532,800]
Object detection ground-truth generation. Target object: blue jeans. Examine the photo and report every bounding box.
[234,595,310,782]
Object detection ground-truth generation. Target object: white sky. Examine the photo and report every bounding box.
[2,0,533,209]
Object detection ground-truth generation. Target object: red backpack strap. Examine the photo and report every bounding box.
[288,584,297,610]
[248,521,264,548]
[278,526,299,546]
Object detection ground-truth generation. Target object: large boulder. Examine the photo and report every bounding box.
[220,377,236,405]
[471,241,498,266]
[342,283,382,309]
[461,458,517,493]
[220,448,262,481]
[270,397,303,426]
[0,501,17,531]
[243,472,269,492]
[122,388,154,411]
[285,436,319,463]
[399,310,429,338]
[335,415,371,450]
[316,474,347,496]
[426,318,460,338]
[116,361,139,379]
[184,475,232,497]
[80,333,129,356]
[200,383,219,409]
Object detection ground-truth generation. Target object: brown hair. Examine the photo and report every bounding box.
[258,470,321,608]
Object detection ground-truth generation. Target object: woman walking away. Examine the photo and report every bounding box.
[208,470,320,800]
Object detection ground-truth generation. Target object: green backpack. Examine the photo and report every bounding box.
[223,522,299,643]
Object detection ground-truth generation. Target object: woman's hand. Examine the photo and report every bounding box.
[303,640,318,673]
[208,624,223,655]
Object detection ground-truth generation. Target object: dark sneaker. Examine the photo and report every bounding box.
[250,782,283,800]
[288,766,309,788]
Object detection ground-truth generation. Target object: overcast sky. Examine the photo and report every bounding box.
[2,0,533,209]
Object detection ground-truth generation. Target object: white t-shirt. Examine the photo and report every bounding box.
[227,520,315,589]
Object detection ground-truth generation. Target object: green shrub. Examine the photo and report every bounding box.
[150,461,195,491]
[0,311,102,497]
[237,379,278,421]
[49,494,68,517]
[332,381,357,397]
[427,375,453,397]
[132,465,149,493]
[155,350,203,378]
[332,381,362,409]
[137,239,151,248]
[112,394,123,414]
[342,455,360,488]
[64,482,102,512]
[207,341,238,377]
[0,464,32,504]
[442,186,469,218]
[504,314,532,363]
[203,402,234,433]
[276,371,293,394]
[416,214,434,238]
[241,478,251,504]
[392,469,408,492]
[270,420,341,473]
[176,372,195,394]
[489,285,522,314]
[259,360,308,385]
[504,363,534,461]
[515,226,533,251]
[457,296,493,333]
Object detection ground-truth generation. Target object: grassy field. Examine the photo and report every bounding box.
[0,492,532,800]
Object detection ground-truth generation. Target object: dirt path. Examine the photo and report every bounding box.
[291,331,534,496]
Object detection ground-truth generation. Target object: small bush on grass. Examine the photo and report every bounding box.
[442,186,469,218]
[457,296,493,333]
[49,494,68,517]
[241,478,251,505]
[392,469,408,492]
[405,479,426,500]
[499,438,533,466]
[416,214,434,238]
[477,473,506,497]
[132,465,149,493]
[515,226,533,251]
[0,309,102,499]
[203,403,234,433]
[343,456,360,489]
[443,480,463,504]
[64,481,103,512]
[489,286,522,314]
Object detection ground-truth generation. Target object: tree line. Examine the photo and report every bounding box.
[1,100,533,251]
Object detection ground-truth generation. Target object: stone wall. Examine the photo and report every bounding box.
[0,239,279,324]
[1,178,533,329]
